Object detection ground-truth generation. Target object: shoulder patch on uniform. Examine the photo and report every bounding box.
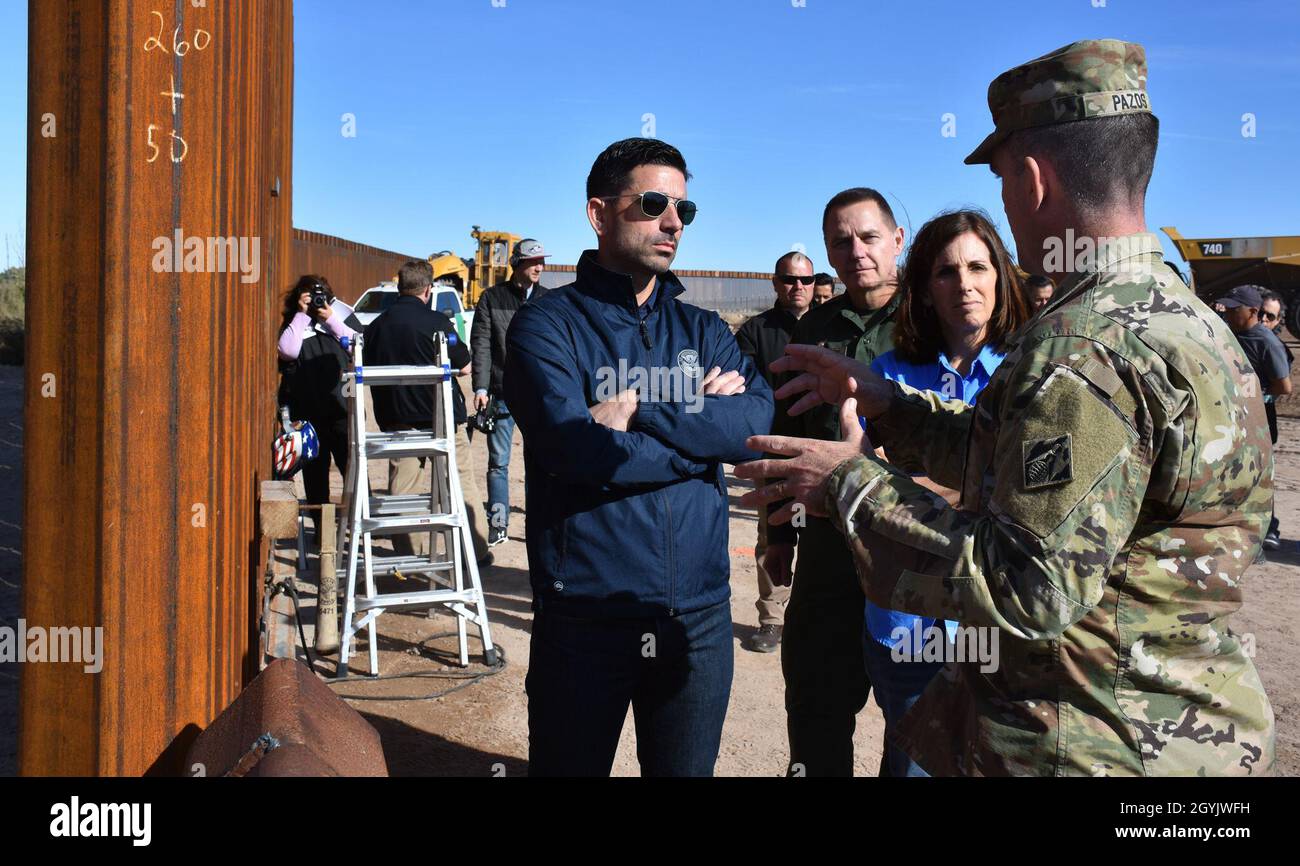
[1072,357,1123,398]
[1023,434,1073,489]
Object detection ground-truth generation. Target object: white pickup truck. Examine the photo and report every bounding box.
[350,281,475,347]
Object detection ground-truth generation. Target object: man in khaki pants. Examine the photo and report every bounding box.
[365,260,490,564]
[733,250,814,651]
[384,387,490,563]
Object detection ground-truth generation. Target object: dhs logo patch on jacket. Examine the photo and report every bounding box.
[504,250,774,618]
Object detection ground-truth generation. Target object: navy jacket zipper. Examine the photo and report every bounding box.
[639,300,673,614]
[665,490,676,616]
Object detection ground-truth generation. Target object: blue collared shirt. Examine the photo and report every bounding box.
[863,343,1005,651]
[871,343,1003,404]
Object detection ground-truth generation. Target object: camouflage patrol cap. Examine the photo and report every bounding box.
[965,38,1153,165]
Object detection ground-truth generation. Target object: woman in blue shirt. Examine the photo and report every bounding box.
[865,208,1030,776]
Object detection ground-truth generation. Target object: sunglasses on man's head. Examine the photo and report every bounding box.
[602,191,697,226]
[778,274,815,287]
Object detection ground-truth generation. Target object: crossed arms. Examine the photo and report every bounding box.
[504,305,774,490]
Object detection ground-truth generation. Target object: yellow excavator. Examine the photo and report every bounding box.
[428,227,521,310]
[1162,227,1300,334]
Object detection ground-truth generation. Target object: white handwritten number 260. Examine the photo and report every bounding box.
[142,10,211,55]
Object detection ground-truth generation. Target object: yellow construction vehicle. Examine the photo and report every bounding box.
[428,227,521,310]
[1162,227,1300,333]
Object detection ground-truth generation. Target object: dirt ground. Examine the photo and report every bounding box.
[311,417,883,777]
[304,379,871,776]
[301,378,1300,778]
[0,360,1297,777]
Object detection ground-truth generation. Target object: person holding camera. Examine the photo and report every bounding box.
[277,274,358,536]
[471,238,551,546]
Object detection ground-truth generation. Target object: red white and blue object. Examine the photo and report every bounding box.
[272,416,320,479]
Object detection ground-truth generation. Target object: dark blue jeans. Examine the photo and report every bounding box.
[526,599,734,777]
[486,401,515,532]
[862,630,945,777]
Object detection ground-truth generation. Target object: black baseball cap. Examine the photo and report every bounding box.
[1219,284,1265,310]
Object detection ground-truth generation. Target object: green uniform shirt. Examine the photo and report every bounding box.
[826,233,1276,776]
[769,290,900,547]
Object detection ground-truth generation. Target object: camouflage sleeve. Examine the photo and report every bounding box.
[868,380,975,490]
[765,334,805,548]
[826,338,1150,640]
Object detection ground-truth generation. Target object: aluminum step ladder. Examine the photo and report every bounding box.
[333,332,498,677]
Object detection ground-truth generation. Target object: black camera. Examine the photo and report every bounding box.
[308,288,330,310]
[469,408,497,435]
[469,395,498,434]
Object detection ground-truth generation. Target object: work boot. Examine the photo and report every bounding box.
[748,624,782,653]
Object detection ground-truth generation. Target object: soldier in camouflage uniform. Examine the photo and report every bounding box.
[738,39,1276,776]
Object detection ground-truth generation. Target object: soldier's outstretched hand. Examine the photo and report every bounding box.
[770,344,892,418]
[737,398,872,523]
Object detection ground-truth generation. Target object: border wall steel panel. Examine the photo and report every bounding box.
[22,0,294,776]
[289,229,418,304]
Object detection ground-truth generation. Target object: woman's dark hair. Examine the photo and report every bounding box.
[893,209,1028,364]
[280,274,334,332]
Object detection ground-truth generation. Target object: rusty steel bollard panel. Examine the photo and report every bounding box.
[22,0,295,776]
[185,658,387,777]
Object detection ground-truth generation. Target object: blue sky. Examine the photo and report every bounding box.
[2,0,1298,271]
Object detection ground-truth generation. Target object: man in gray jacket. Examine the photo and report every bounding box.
[471,238,551,546]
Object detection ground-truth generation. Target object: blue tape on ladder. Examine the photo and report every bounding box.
[355,366,363,383]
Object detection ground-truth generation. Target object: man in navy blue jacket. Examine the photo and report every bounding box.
[505,139,773,776]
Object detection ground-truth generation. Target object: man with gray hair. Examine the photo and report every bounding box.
[734,250,815,652]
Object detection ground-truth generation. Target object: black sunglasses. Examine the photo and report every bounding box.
[778,274,815,287]
[603,191,697,226]
[1262,310,1279,321]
